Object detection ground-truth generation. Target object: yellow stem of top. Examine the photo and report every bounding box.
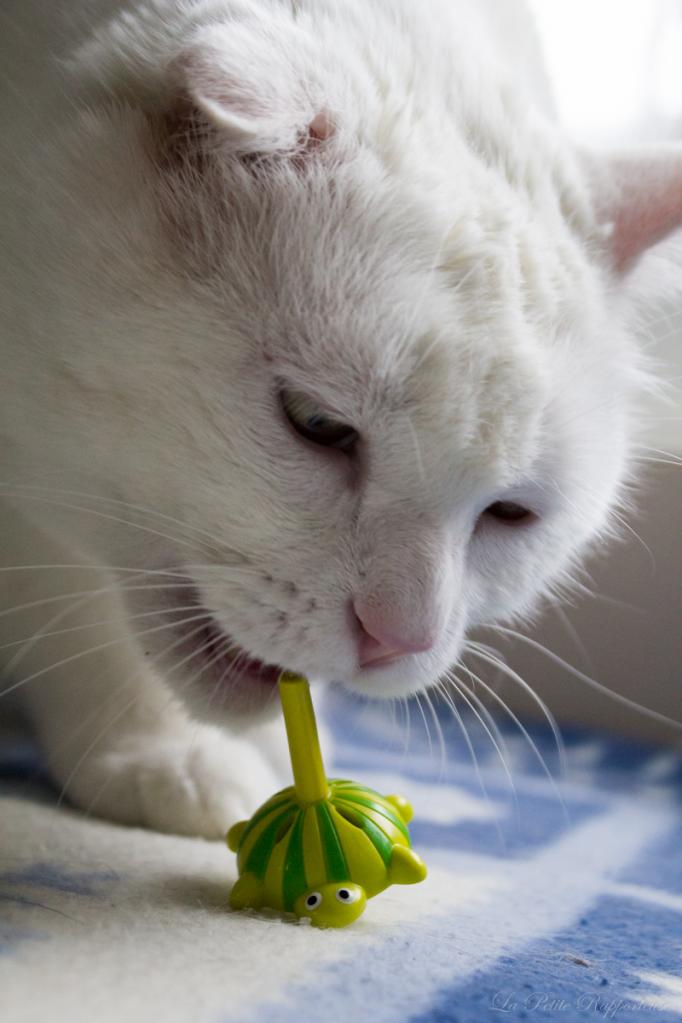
[278,671,329,804]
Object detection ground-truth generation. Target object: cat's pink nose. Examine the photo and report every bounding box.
[354,603,436,668]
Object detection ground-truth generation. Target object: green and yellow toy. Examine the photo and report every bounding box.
[227,671,427,928]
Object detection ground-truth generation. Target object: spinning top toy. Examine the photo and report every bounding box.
[227,671,427,928]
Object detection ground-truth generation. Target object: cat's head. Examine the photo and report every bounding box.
[41,7,682,719]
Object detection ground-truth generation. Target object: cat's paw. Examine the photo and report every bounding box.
[63,728,286,838]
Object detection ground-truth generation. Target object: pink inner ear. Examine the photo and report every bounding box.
[608,152,682,274]
[180,47,272,138]
[308,110,335,143]
[173,21,314,155]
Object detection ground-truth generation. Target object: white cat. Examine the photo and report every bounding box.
[1,0,680,838]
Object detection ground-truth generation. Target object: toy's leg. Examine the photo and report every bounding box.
[388,844,427,885]
[227,819,248,852]
[229,873,264,911]
[386,794,413,824]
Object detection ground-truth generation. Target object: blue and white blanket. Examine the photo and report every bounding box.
[1,689,681,1023]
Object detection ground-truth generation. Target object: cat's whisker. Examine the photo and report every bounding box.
[55,692,144,810]
[550,603,599,682]
[629,454,682,468]
[180,626,252,719]
[0,482,247,560]
[0,610,211,701]
[444,668,511,767]
[182,563,259,575]
[74,621,235,818]
[401,695,411,756]
[209,642,283,713]
[432,672,505,841]
[639,312,682,344]
[152,621,235,697]
[457,653,568,820]
[387,696,399,736]
[540,570,593,605]
[606,509,656,572]
[632,444,682,466]
[413,691,434,762]
[538,331,644,425]
[0,490,210,553]
[637,303,682,335]
[0,579,192,624]
[0,564,188,576]
[49,684,131,779]
[577,588,645,614]
[641,329,682,352]
[205,654,236,712]
[424,686,447,779]
[446,671,518,800]
[489,625,682,731]
[439,671,519,814]
[548,559,642,615]
[632,455,682,469]
[0,568,175,671]
[548,476,656,574]
[463,639,507,672]
[464,640,567,778]
[28,603,216,777]
[214,646,253,695]
[55,614,220,806]
[0,560,261,638]
[1,567,163,680]
[0,604,207,653]
[0,565,205,679]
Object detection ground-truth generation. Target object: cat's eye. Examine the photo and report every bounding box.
[484,501,534,524]
[280,388,358,453]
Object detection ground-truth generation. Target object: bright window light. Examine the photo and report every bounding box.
[527,0,682,144]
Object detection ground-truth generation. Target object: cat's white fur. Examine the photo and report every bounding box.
[1,0,680,836]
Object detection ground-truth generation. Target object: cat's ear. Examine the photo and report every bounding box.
[171,21,334,158]
[591,147,682,275]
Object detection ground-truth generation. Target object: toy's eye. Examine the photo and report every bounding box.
[335,887,360,904]
[305,892,322,910]
[280,388,358,453]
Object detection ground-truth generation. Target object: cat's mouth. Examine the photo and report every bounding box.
[195,615,283,692]
[153,584,285,715]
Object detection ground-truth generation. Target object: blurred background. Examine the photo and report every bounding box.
[474,0,682,744]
